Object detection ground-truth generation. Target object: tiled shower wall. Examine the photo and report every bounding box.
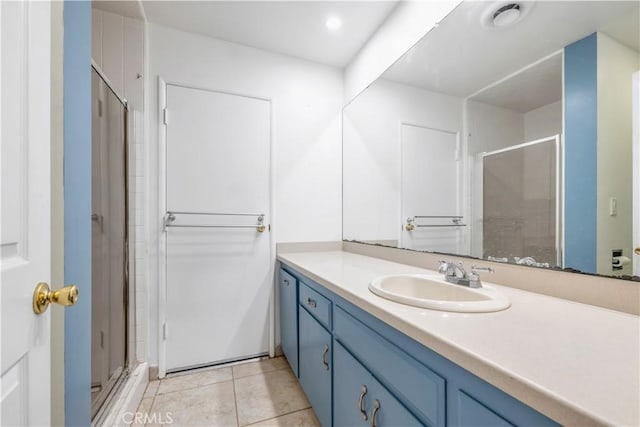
[133,110,147,363]
[92,7,148,364]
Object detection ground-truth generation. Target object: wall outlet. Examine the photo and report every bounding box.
[612,249,623,270]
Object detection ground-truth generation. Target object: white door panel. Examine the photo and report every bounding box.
[401,124,462,253]
[166,86,270,214]
[1,1,51,424]
[166,230,271,369]
[163,84,271,372]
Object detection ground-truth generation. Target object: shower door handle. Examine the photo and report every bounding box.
[91,213,103,233]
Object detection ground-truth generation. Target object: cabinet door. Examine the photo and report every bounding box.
[299,308,332,427]
[454,390,514,427]
[334,341,422,427]
[279,269,298,376]
[368,377,423,427]
[334,342,371,427]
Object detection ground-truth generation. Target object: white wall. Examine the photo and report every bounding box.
[466,100,524,155]
[343,1,460,103]
[524,100,562,142]
[92,9,144,110]
[145,24,343,365]
[596,33,640,275]
[343,78,462,243]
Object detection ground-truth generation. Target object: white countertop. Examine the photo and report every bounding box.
[277,250,640,426]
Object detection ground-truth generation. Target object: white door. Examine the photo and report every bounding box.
[633,71,639,276]
[400,124,463,253]
[1,2,52,425]
[162,84,272,373]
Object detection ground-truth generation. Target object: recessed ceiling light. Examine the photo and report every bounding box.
[492,3,521,27]
[325,16,342,31]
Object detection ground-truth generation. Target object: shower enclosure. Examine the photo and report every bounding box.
[91,67,129,418]
[478,135,561,266]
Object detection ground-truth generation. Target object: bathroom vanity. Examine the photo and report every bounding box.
[277,247,639,426]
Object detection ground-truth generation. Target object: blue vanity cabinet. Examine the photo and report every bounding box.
[279,264,559,427]
[299,306,332,427]
[334,342,422,427]
[279,269,298,376]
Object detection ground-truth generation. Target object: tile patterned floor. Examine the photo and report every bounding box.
[134,357,320,427]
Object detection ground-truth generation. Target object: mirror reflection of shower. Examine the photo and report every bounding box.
[476,136,560,268]
[467,53,563,268]
[91,67,129,419]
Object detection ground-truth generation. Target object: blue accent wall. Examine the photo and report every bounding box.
[564,33,597,272]
[64,1,92,425]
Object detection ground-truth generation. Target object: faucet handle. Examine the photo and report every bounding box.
[468,265,493,288]
[471,265,494,274]
[438,260,459,274]
[437,260,449,273]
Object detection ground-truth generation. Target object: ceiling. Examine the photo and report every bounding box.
[140,1,399,67]
[94,0,146,20]
[470,53,562,113]
[383,1,640,99]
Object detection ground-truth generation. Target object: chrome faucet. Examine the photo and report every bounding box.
[438,261,494,288]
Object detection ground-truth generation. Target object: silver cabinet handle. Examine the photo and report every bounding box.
[321,344,329,370]
[306,297,316,308]
[358,385,368,420]
[283,279,289,286]
[370,400,380,427]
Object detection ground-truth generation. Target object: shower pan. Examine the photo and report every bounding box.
[90,66,130,419]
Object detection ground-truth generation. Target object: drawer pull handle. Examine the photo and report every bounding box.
[306,297,317,308]
[370,400,380,427]
[283,279,289,286]
[358,385,368,421]
[321,344,330,370]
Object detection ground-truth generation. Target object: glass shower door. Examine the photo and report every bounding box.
[91,68,128,418]
[482,136,560,266]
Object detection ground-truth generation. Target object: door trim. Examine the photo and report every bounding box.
[157,78,275,378]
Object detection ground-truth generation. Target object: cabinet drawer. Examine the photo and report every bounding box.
[299,281,332,329]
[334,306,445,426]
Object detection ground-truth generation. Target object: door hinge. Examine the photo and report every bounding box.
[163,108,168,125]
[163,322,168,340]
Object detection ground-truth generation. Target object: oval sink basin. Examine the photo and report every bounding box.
[369,274,510,313]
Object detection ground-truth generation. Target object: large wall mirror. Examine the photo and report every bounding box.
[343,1,640,279]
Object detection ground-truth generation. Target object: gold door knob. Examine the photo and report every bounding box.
[405,223,415,231]
[635,247,640,256]
[33,282,79,314]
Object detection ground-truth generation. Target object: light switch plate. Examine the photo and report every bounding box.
[609,197,618,216]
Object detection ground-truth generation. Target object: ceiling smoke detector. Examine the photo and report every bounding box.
[492,3,522,27]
